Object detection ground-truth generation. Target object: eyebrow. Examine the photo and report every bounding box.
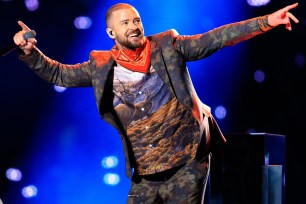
[119,19,129,24]
[119,17,140,24]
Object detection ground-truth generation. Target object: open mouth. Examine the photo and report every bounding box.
[128,32,141,39]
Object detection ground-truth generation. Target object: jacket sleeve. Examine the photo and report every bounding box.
[19,46,93,87]
[172,15,273,61]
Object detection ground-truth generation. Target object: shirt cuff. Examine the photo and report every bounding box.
[258,15,274,32]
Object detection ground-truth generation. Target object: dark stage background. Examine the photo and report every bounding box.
[0,0,305,203]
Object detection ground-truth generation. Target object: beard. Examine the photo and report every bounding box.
[116,31,144,50]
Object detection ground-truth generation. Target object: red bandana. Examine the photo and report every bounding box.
[111,37,151,74]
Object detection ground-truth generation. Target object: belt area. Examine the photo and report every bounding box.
[141,163,186,182]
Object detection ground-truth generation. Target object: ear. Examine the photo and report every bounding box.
[106,27,115,39]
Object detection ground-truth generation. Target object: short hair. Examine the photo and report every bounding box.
[105,3,135,27]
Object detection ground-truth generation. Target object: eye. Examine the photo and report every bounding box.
[121,21,129,25]
[134,19,141,24]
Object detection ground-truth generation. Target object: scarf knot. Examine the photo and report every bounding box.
[111,38,151,74]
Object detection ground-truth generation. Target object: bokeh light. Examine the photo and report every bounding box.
[103,173,120,186]
[254,69,265,83]
[214,105,227,120]
[101,156,119,169]
[24,0,39,11]
[247,0,270,7]
[54,85,67,93]
[21,185,38,198]
[6,168,22,182]
[294,53,305,68]
[74,16,92,30]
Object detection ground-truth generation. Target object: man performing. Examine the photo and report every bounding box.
[12,2,299,203]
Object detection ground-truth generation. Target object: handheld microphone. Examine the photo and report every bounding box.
[0,30,36,57]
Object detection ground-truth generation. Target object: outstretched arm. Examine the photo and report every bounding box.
[173,2,299,61]
[14,21,93,87]
[268,2,299,31]
[13,21,37,55]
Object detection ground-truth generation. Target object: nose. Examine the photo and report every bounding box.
[129,22,138,30]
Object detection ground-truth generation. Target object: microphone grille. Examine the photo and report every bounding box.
[23,30,36,41]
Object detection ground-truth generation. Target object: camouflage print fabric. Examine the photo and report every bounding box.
[127,157,209,204]
[21,16,270,178]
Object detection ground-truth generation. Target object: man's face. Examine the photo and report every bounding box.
[108,7,145,50]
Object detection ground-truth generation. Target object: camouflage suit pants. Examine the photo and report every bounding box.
[127,155,210,204]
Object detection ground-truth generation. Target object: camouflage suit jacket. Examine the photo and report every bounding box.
[20,15,272,178]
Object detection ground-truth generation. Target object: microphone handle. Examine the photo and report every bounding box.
[0,30,36,57]
[0,43,18,57]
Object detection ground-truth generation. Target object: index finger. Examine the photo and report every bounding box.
[17,20,31,31]
[285,2,298,12]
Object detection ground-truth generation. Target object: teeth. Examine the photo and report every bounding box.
[129,33,139,37]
